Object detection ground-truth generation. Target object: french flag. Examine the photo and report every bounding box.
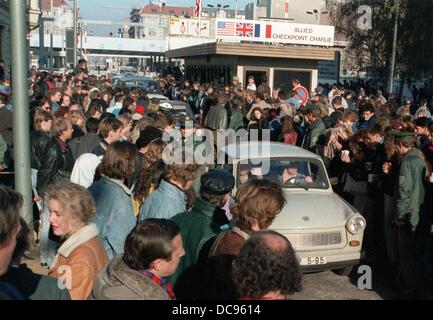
[265,24,272,38]
[254,24,261,37]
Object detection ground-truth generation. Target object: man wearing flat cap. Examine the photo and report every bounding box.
[170,169,235,285]
[388,130,427,298]
[302,103,327,154]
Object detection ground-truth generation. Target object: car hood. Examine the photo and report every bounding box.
[270,191,357,230]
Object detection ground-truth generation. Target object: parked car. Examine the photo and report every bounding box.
[220,141,366,275]
[115,76,161,93]
[147,93,169,101]
[159,100,199,129]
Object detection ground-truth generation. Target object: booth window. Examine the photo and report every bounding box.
[273,70,311,91]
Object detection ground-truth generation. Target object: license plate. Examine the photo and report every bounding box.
[299,257,327,265]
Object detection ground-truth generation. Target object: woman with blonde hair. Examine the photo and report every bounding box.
[69,110,86,139]
[48,182,108,300]
[36,117,75,267]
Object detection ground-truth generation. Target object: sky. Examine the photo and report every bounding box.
[79,0,254,35]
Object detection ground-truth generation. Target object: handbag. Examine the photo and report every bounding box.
[343,172,367,195]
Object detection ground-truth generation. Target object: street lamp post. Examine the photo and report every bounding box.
[208,4,230,18]
[9,0,33,226]
[388,3,399,95]
[73,0,78,66]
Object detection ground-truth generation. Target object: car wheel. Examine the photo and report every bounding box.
[332,266,353,276]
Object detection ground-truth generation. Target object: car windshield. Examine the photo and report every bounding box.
[160,103,196,122]
[122,80,160,93]
[237,158,329,190]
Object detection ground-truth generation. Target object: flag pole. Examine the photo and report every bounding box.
[198,0,202,36]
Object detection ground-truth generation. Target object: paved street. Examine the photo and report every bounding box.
[294,269,383,300]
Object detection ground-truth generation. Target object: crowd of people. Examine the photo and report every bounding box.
[0,58,432,300]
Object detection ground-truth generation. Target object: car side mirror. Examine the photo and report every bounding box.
[330,177,339,186]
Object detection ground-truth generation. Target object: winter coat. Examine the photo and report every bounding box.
[88,177,136,260]
[302,118,327,154]
[92,139,110,157]
[355,115,377,131]
[30,131,51,170]
[247,118,269,141]
[228,108,244,132]
[49,224,108,300]
[139,179,186,221]
[69,132,101,160]
[1,264,70,300]
[170,197,229,285]
[204,226,251,258]
[246,100,272,120]
[205,105,228,130]
[396,148,426,228]
[91,256,170,300]
[36,137,74,196]
[70,153,102,188]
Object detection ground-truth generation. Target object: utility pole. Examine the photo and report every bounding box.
[388,2,399,95]
[9,0,33,226]
[38,0,45,68]
[73,0,78,66]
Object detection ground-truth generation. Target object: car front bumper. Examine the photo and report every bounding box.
[301,259,360,273]
[297,250,362,273]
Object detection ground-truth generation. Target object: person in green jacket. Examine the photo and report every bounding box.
[179,115,208,196]
[170,169,235,286]
[302,104,327,154]
[228,98,245,132]
[391,131,427,299]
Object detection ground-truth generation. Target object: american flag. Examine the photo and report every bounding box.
[217,21,235,36]
[236,23,254,37]
[195,0,201,17]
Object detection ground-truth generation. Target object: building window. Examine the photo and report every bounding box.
[274,70,311,92]
[149,29,157,36]
[151,9,157,13]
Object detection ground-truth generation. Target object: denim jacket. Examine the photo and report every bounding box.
[139,179,186,221]
[88,176,136,260]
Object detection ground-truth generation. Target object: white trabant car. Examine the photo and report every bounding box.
[221,141,366,275]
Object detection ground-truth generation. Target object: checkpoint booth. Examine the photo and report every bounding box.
[165,18,337,93]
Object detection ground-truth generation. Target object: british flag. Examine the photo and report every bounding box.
[236,23,254,37]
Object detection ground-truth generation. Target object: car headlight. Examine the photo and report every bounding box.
[346,216,366,235]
